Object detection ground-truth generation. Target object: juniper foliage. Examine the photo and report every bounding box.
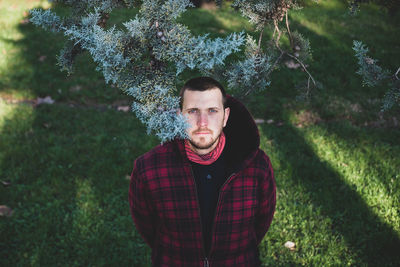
[353,40,399,111]
[31,0,315,141]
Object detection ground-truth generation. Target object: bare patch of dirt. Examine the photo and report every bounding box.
[294,110,322,128]
[201,2,217,10]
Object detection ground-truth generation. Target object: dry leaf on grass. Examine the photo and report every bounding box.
[38,55,47,62]
[117,105,130,112]
[284,241,296,251]
[1,180,11,187]
[0,205,13,217]
[69,85,82,92]
[254,118,265,124]
[285,60,300,69]
[20,19,29,25]
[36,96,55,105]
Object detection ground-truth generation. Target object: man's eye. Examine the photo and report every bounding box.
[188,110,198,114]
[209,109,217,113]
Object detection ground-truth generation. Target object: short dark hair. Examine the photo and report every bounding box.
[179,77,227,110]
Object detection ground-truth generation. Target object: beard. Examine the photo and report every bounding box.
[188,133,219,151]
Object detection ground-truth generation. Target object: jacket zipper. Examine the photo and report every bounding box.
[206,172,236,265]
[190,167,208,267]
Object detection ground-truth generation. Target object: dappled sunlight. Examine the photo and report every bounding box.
[72,178,104,236]
[301,125,400,233]
[0,102,16,128]
[0,101,34,137]
[0,0,51,99]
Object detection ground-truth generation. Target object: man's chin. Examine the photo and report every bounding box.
[189,138,215,150]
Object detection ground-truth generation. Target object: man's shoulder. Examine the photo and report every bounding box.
[135,139,183,168]
[250,148,273,173]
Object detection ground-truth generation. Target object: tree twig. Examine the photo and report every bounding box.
[257,25,265,53]
[285,10,294,49]
[286,52,316,86]
[266,51,284,77]
[274,19,282,48]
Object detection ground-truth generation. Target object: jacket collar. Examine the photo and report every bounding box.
[223,95,260,172]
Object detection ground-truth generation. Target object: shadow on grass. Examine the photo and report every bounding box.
[260,120,400,266]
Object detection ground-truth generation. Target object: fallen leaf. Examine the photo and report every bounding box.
[284,241,296,251]
[20,19,29,25]
[254,118,265,124]
[0,205,13,217]
[125,175,131,180]
[267,119,274,124]
[1,180,11,187]
[296,123,303,128]
[38,55,47,62]
[36,96,55,105]
[69,85,82,92]
[23,11,29,17]
[117,105,130,112]
[393,117,398,127]
[285,60,300,69]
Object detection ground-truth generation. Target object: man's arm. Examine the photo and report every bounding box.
[254,154,276,244]
[129,159,157,248]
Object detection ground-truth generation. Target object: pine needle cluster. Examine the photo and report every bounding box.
[353,41,399,111]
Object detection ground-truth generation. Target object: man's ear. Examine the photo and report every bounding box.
[223,107,230,127]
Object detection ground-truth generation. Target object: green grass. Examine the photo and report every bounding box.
[1,0,399,266]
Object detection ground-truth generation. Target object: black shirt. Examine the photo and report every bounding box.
[191,150,228,255]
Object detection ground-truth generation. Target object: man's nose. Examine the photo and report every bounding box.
[197,112,208,127]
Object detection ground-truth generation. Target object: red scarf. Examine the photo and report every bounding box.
[185,132,226,165]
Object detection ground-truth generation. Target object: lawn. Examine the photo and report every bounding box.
[1,0,399,266]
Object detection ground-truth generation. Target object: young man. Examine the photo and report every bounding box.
[129,77,276,267]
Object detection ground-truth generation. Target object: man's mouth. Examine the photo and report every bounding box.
[193,129,212,135]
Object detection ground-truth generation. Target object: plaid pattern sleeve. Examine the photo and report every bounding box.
[254,153,276,244]
[129,159,158,248]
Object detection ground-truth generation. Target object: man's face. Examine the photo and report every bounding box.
[181,88,230,155]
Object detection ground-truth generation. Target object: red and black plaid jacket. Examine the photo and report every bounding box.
[129,96,276,267]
